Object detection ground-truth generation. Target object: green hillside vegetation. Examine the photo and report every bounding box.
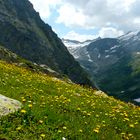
[0,45,64,79]
[0,60,140,140]
[99,53,140,105]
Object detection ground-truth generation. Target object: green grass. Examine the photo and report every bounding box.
[0,60,140,140]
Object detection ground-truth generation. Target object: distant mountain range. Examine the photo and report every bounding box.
[0,0,93,87]
[62,37,101,59]
[63,31,140,104]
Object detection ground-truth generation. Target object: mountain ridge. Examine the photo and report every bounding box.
[0,0,93,87]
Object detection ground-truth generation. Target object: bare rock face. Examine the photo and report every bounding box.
[0,94,22,117]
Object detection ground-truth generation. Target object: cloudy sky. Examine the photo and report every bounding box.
[29,0,140,41]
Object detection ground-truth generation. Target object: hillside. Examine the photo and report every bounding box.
[0,45,65,78]
[0,60,140,139]
[0,0,93,87]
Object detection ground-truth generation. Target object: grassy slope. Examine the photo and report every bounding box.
[0,61,140,140]
[0,45,62,78]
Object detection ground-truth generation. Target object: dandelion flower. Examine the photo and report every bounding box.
[63,126,67,130]
[16,126,22,131]
[128,134,133,137]
[79,129,83,133]
[21,109,26,114]
[39,120,43,124]
[62,137,66,140]
[129,124,134,128]
[28,104,33,108]
[58,130,62,133]
[77,107,81,111]
[87,113,91,116]
[93,129,99,133]
[121,133,125,135]
[40,134,45,138]
[22,98,26,102]
[124,118,129,121]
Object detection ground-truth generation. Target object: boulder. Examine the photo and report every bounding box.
[0,94,22,117]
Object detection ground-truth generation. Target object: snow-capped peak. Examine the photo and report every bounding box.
[118,31,140,41]
[62,39,90,48]
[62,37,101,49]
[62,37,101,60]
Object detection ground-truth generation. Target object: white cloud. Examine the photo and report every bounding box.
[63,28,124,42]
[29,0,140,39]
[56,0,140,31]
[134,18,140,24]
[64,31,97,42]
[99,27,124,38]
[29,0,61,19]
[56,4,87,28]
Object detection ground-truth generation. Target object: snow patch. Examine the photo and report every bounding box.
[133,36,139,41]
[98,54,101,59]
[111,50,116,53]
[134,98,140,103]
[74,55,80,59]
[105,55,110,58]
[110,45,119,50]
[105,50,109,53]
[136,52,140,55]
[119,31,139,41]
[87,54,93,62]
[63,40,92,49]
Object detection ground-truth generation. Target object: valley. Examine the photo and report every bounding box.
[63,31,140,104]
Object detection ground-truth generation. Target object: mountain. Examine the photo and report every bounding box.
[0,0,93,87]
[64,31,140,104]
[62,37,101,59]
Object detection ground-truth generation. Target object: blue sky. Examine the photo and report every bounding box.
[29,0,140,41]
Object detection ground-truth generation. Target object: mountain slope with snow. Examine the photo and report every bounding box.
[64,31,140,104]
[62,38,101,59]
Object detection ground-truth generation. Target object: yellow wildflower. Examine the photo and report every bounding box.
[16,126,22,131]
[40,134,45,138]
[128,134,133,137]
[21,109,26,114]
[129,124,134,128]
[87,113,91,116]
[28,104,33,108]
[58,130,62,133]
[77,107,81,111]
[39,120,43,124]
[22,98,26,102]
[124,118,129,121]
[93,128,99,133]
[63,126,67,130]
